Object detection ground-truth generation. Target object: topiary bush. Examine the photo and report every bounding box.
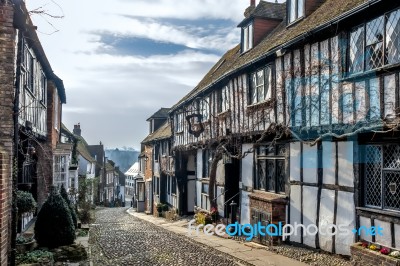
[60,184,78,229]
[34,186,76,248]
[17,190,37,214]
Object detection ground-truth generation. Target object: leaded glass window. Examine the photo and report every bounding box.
[364,144,400,211]
[386,9,400,65]
[249,65,272,104]
[255,144,287,193]
[349,8,400,74]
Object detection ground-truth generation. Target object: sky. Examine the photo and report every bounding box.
[25,0,267,150]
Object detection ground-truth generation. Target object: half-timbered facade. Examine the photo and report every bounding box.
[168,0,400,256]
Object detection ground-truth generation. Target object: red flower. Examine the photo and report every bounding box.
[380,247,390,255]
[361,242,368,248]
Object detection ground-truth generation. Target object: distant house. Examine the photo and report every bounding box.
[139,108,170,214]
[125,162,139,202]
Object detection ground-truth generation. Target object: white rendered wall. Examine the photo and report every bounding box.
[335,191,355,255]
[318,189,335,252]
[290,142,301,182]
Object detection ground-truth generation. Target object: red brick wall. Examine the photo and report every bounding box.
[249,192,287,245]
[0,3,16,265]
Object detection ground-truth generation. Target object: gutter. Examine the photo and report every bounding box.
[170,0,383,113]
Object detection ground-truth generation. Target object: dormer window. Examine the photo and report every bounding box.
[242,22,253,53]
[288,0,304,24]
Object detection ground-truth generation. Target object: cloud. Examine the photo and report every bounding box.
[25,0,250,149]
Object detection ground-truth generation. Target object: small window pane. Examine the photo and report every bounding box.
[266,159,275,191]
[258,160,266,190]
[364,145,382,208]
[386,9,400,65]
[349,26,365,73]
[297,0,304,18]
[369,78,381,120]
[289,0,296,23]
[366,17,384,46]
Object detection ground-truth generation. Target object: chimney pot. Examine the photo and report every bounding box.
[73,123,82,136]
[250,0,255,6]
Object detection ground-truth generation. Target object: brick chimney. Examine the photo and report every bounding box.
[73,123,81,136]
[244,0,256,18]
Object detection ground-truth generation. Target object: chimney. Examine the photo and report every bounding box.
[244,0,256,18]
[73,123,81,136]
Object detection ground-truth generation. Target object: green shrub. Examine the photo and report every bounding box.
[60,185,78,228]
[34,186,75,248]
[78,202,92,224]
[16,250,54,265]
[16,190,37,214]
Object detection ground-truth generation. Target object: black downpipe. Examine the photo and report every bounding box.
[10,30,23,266]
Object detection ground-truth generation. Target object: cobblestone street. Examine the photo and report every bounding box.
[89,208,249,266]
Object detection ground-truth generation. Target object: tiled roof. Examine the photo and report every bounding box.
[125,162,139,176]
[171,0,371,111]
[146,108,171,121]
[141,121,171,144]
[76,135,96,163]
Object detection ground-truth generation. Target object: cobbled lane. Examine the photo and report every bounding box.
[89,208,248,266]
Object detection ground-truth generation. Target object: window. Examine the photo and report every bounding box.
[199,97,210,121]
[250,65,272,104]
[54,92,59,130]
[364,144,400,211]
[218,86,230,113]
[349,8,400,74]
[25,50,34,92]
[202,149,213,178]
[175,112,184,132]
[242,22,253,52]
[288,0,304,24]
[54,155,68,188]
[171,176,177,194]
[255,144,286,193]
[40,72,46,104]
[138,182,145,201]
[201,183,210,210]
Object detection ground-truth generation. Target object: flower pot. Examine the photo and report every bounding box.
[16,240,35,254]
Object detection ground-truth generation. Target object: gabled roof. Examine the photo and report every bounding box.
[238,1,286,27]
[76,135,96,163]
[146,108,170,121]
[125,162,139,176]
[141,121,172,144]
[171,0,373,112]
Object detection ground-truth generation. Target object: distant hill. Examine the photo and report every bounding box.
[105,148,139,173]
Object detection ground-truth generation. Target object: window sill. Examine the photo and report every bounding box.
[175,130,184,134]
[217,109,231,118]
[246,99,275,113]
[356,207,400,222]
[343,62,400,82]
[286,16,305,28]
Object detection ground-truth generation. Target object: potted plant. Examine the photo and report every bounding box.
[16,190,37,233]
[156,203,163,216]
[16,235,35,254]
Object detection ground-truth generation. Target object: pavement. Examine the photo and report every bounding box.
[127,208,308,266]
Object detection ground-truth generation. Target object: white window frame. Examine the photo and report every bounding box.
[242,22,253,53]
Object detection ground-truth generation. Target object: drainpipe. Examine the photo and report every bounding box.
[10,29,23,266]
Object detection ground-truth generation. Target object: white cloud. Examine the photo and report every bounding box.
[24,0,256,148]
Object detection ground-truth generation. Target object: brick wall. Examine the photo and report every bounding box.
[351,244,400,266]
[249,192,287,245]
[0,2,15,265]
